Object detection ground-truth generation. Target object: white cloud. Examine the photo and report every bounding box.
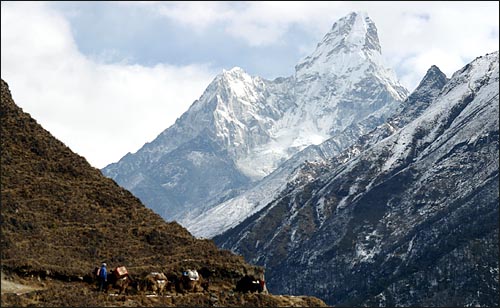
[1,2,217,168]
[151,1,499,90]
[364,2,499,90]
[397,49,465,90]
[154,1,338,46]
[157,1,234,31]
[1,1,498,169]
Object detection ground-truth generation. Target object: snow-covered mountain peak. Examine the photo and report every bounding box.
[222,66,246,75]
[316,11,379,52]
[330,11,380,53]
[295,11,383,78]
[420,65,446,84]
[103,12,409,233]
[406,65,448,102]
[220,66,251,83]
[208,66,263,101]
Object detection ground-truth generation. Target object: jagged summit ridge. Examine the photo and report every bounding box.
[295,11,384,78]
[414,65,448,91]
[328,11,381,53]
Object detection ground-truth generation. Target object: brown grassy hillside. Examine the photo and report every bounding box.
[0,79,326,307]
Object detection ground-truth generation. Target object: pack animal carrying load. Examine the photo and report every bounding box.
[183,269,199,281]
[110,266,132,295]
[114,266,128,278]
[142,272,168,295]
[150,272,167,281]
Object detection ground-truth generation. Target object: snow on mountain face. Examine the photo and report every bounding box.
[296,11,380,78]
[214,51,499,307]
[194,65,447,239]
[102,11,407,224]
[183,12,412,237]
[186,59,449,239]
[248,11,408,179]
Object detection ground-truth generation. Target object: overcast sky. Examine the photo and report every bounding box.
[2,1,498,168]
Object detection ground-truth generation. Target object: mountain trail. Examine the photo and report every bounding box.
[1,273,44,295]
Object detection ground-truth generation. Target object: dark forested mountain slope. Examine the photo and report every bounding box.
[215,52,499,307]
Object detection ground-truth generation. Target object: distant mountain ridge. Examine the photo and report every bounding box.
[215,51,500,306]
[102,12,408,234]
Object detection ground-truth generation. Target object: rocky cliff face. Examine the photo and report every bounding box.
[215,52,499,306]
[102,12,408,233]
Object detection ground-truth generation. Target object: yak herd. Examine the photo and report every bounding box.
[92,266,267,296]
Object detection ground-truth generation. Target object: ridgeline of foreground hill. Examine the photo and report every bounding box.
[0,79,326,307]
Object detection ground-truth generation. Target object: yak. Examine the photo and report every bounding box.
[139,272,169,295]
[97,266,135,295]
[235,275,266,293]
[175,269,208,293]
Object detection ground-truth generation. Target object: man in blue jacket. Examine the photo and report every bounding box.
[98,262,107,292]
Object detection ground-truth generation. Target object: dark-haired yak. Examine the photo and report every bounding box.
[235,275,267,294]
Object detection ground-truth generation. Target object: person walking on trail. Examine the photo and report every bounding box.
[98,262,107,292]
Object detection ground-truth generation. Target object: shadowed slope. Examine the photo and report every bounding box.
[0,78,249,279]
[2,79,331,307]
[1,78,329,306]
